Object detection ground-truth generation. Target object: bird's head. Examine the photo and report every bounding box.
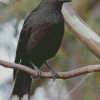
[41,0,72,8]
[58,0,72,2]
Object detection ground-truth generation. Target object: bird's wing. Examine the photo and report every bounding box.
[15,8,40,60]
[14,8,40,78]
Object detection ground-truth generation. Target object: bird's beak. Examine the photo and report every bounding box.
[58,0,72,2]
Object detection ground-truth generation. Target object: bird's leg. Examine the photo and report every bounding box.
[45,61,59,81]
[29,61,42,78]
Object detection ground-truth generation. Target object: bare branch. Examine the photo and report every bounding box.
[0,60,100,79]
[62,3,100,59]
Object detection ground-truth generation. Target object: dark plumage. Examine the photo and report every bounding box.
[10,0,71,100]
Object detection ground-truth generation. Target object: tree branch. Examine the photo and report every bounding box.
[62,3,100,59]
[0,60,100,79]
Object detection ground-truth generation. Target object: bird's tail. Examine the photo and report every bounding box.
[10,60,32,100]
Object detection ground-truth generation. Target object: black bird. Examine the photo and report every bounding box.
[10,0,72,100]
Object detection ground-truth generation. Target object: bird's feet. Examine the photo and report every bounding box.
[29,61,42,79]
[50,68,59,82]
[33,66,42,79]
[45,61,59,81]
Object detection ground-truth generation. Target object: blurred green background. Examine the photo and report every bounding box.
[0,0,100,100]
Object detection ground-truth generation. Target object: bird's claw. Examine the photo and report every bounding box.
[31,68,42,79]
[29,61,42,79]
[36,69,42,79]
[50,69,59,82]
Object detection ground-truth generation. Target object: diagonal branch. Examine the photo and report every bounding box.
[62,3,100,59]
[0,60,100,79]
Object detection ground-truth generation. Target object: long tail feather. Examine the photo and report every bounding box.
[10,60,32,100]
